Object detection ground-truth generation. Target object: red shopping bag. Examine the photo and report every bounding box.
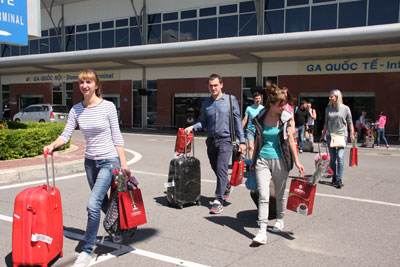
[175,128,193,154]
[286,178,316,216]
[119,188,147,229]
[230,157,245,186]
[349,147,358,167]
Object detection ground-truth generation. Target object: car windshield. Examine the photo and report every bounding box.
[52,106,69,113]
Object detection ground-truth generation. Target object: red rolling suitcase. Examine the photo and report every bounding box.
[12,151,63,267]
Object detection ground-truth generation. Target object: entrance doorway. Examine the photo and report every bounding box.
[103,94,121,122]
[299,93,375,140]
[19,95,44,110]
[173,93,209,129]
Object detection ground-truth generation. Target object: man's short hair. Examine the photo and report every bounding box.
[208,74,222,83]
[253,92,261,98]
[301,99,307,105]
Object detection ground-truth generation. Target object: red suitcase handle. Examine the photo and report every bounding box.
[44,149,56,193]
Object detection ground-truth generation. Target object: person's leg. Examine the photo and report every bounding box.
[82,157,120,254]
[255,158,272,230]
[336,147,345,185]
[206,138,218,173]
[298,125,305,151]
[271,159,290,220]
[377,128,382,147]
[246,129,255,159]
[327,136,337,183]
[381,128,388,146]
[214,138,233,203]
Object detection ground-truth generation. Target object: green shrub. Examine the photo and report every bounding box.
[0,121,71,160]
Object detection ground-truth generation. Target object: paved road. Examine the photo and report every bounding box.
[1,131,400,266]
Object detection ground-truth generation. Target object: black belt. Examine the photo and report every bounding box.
[209,136,230,140]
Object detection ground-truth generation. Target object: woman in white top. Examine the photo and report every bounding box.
[43,69,130,267]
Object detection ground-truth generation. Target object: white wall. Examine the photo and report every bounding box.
[41,0,244,29]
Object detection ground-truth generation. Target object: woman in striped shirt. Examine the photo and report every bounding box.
[43,69,130,267]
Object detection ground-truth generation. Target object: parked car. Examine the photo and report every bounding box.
[13,104,69,123]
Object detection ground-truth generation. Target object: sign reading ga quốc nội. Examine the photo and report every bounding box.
[0,0,27,46]
[298,56,400,75]
[26,71,120,83]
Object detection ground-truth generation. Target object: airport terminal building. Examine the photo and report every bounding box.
[1,0,400,140]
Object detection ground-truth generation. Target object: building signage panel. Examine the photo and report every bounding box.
[0,0,28,45]
[299,57,400,75]
[26,71,120,83]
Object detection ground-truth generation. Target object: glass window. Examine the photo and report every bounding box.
[265,0,284,10]
[147,80,157,89]
[116,18,129,27]
[130,16,142,26]
[220,4,237,14]
[163,12,178,21]
[368,0,399,26]
[130,26,142,46]
[76,24,87,32]
[286,7,310,32]
[115,28,129,47]
[339,0,367,28]
[89,23,100,31]
[180,20,197,41]
[239,13,257,36]
[50,37,60,52]
[76,33,88,50]
[89,32,100,49]
[41,30,49,37]
[65,35,75,51]
[313,0,334,3]
[29,39,39,54]
[148,24,161,44]
[1,44,10,57]
[219,15,238,38]
[287,0,309,6]
[20,45,29,55]
[200,7,216,17]
[50,28,59,36]
[199,18,217,40]
[148,13,161,24]
[240,1,256,13]
[311,4,337,30]
[264,10,284,34]
[10,45,19,56]
[40,38,49,53]
[102,30,114,48]
[162,22,179,43]
[102,20,114,29]
[243,77,256,88]
[66,26,75,35]
[181,9,197,19]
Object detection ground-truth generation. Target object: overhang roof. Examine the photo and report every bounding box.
[1,23,400,75]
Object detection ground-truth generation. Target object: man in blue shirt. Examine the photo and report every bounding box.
[186,74,246,214]
[242,92,264,159]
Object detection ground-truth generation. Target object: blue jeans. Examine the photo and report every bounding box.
[82,157,120,254]
[377,128,388,146]
[327,136,345,182]
[296,125,306,150]
[206,137,232,203]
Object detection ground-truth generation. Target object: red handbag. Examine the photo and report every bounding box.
[349,147,358,167]
[230,157,245,186]
[118,187,147,229]
[175,128,193,154]
[286,177,316,216]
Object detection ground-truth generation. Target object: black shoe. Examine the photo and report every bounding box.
[332,178,337,184]
[335,181,344,189]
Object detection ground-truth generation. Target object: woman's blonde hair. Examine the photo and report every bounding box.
[78,69,102,98]
[330,89,343,110]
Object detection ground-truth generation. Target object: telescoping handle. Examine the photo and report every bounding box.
[184,131,195,158]
[44,149,56,193]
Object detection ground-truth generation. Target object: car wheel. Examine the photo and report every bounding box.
[14,118,20,122]
[39,119,45,123]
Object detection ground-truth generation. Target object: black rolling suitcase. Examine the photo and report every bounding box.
[167,133,201,209]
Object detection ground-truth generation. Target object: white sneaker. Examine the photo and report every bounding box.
[252,230,267,245]
[272,219,284,232]
[73,252,92,267]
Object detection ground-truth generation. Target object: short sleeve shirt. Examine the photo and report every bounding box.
[245,104,264,132]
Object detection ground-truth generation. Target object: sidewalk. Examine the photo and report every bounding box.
[0,140,86,183]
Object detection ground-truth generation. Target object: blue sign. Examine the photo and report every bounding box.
[0,0,28,45]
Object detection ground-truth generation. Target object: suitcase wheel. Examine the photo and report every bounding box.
[196,200,201,205]
[178,205,183,209]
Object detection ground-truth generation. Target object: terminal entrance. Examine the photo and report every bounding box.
[299,94,375,140]
[173,94,208,129]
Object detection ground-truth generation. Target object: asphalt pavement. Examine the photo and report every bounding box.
[1,131,400,267]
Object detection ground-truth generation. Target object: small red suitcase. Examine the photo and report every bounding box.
[12,151,63,267]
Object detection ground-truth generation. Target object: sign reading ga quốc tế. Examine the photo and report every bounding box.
[0,0,27,46]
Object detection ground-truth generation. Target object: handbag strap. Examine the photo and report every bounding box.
[229,95,236,145]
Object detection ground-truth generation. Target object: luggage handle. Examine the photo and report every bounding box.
[184,131,195,158]
[318,142,329,157]
[44,149,56,193]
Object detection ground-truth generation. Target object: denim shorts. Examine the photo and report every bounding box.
[246,128,255,142]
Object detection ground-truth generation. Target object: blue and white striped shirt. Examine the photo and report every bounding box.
[60,100,124,160]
